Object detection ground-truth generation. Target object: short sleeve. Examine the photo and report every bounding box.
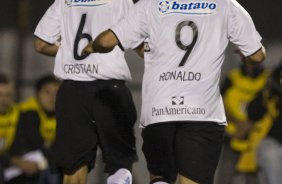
[34,0,61,44]
[110,0,149,50]
[227,0,262,56]
[123,0,134,15]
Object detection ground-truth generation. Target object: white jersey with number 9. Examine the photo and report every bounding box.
[111,0,262,126]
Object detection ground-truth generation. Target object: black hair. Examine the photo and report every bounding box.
[0,73,9,85]
[270,62,282,94]
[35,74,60,92]
[240,63,264,78]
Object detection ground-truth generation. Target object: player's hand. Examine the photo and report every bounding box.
[11,157,39,175]
[82,41,95,55]
[20,160,39,175]
[234,49,246,62]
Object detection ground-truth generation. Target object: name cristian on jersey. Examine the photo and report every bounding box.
[159,70,201,81]
[64,63,98,74]
[65,0,111,7]
[158,0,217,16]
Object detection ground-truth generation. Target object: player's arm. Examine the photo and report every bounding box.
[134,42,144,58]
[10,156,39,175]
[83,0,147,55]
[83,30,119,54]
[244,46,266,64]
[228,0,266,65]
[235,46,266,64]
[83,32,145,59]
[34,38,59,57]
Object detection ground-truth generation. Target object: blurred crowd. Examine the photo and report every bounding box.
[215,53,282,184]
[0,74,62,184]
[0,56,281,184]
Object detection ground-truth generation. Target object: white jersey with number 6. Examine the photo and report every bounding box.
[111,0,262,126]
[34,0,134,81]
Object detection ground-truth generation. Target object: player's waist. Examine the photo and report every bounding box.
[62,79,126,86]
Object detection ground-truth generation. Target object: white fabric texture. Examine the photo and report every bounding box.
[107,168,132,184]
[35,0,133,81]
[111,0,262,126]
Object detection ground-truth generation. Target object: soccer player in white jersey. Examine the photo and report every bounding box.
[34,0,139,184]
[83,0,266,183]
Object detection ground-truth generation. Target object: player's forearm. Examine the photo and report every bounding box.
[134,43,144,58]
[34,38,59,57]
[244,46,266,64]
[92,30,119,53]
[82,30,119,55]
[10,156,39,174]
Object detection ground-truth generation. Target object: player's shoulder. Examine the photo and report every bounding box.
[208,0,237,7]
[113,0,135,8]
[224,0,243,9]
[212,0,234,7]
[118,0,135,5]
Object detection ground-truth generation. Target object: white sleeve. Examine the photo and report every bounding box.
[227,0,262,56]
[34,0,61,44]
[110,0,149,50]
[123,0,134,16]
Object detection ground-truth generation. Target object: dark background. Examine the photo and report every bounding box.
[0,0,281,39]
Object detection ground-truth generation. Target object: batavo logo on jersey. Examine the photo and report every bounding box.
[158,0,217,16]
[65,0,111,7]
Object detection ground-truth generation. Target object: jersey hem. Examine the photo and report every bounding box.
[139,119,227,128]
[34,34,56,45]
[245,46,262,57]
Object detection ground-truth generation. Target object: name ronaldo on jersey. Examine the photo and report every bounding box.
[159,70,201,81]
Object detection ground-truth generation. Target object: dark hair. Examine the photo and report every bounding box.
[270,63,282,94]
[35,74,60,92]
[0,73,9,85]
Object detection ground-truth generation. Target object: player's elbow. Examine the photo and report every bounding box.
[248,52,265,63]
[93,30,118,53]
[34,38,47,53]
[246,47,266,64]
[95,36,110,50]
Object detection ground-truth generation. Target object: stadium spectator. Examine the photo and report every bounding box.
[247,62,282,184]
[216,54,269,184]
[0,73,43,184]
[19,74,61,184]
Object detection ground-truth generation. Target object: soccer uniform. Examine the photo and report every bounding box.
[34,0,133,81]
[110,0,262,183]
[34,0,138,174]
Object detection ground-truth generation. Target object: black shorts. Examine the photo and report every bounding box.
[54,80,138,175]
[142,121,224,184]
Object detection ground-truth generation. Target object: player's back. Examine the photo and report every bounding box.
[125,0,262,125]
[143,0,248,81]
[36,0,134,81]
[62,0,129,56]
